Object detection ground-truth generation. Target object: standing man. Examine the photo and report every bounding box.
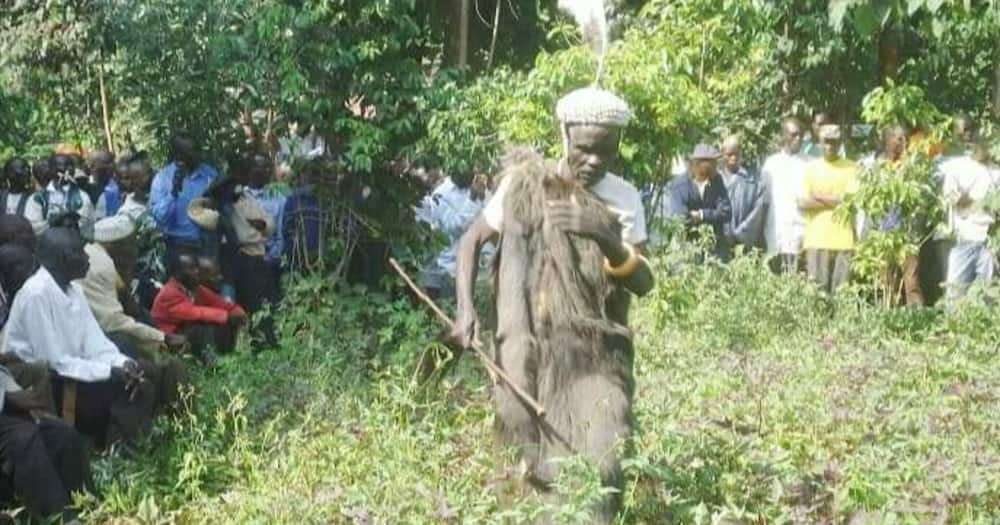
[150,137,219,261]
[229,154,279,350]
[2,228,156,448]
[940,116,995,301]
[762,117,810,273]
[720,135,767,254]
[450,87,654,522]
[242,154,287,296]
[23,154,96,237]
[1,158,34,217]
[799,125,859,293]
[415,168,488,298]
[86,150,121,218]
[668,144,732,260]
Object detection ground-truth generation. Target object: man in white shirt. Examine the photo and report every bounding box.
[1,157,33,217]
[23,155,96,238]
[415,171,488,298]
[2,227,155,448]
[762,117,809,273]
[939,118,995,301]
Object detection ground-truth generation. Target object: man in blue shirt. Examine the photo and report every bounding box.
[150,137,218,260]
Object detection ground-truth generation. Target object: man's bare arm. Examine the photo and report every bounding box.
[450,215,498,349]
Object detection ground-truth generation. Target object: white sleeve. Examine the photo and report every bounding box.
[18,293,117,382]
[78,292,130,371]
[623,189,648,245]
[482,177,509,232]
[23,195,48,236]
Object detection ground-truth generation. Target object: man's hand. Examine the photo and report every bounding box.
[164,333,188,353]
[228,310,247,327]
[545,198,613,244]
[448,308,479,350]
[6,390,52,417]
[248,218,268,233]
[688,210,703,223]
[113,360,145,401]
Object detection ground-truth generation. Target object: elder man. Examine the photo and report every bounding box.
[2,228,155,448]
[450,87,654,522]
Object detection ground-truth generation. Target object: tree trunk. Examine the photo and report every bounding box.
[98,50,114,154]
[878,23,901,84]
[993,50,1000,118]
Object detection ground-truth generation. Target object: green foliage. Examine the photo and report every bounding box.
[861,82,947,129]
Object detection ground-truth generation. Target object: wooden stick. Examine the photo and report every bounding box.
[388,258,546,418]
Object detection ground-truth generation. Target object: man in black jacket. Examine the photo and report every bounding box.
[720,135,768,256]
[669,144,732,260]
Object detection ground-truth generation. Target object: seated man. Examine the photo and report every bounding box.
[81,216,190,412]
[1,228,155,449]
[0,244,36,329]
[151,254,246,363]
[0,214,36,253]
[0,364,92,524]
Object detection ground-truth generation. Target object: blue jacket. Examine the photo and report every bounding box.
[668,173,732,258]
[722,167,768,250]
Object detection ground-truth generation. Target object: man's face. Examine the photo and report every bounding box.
[177,255,201,289]
[52,155,71,177]
[174,140,198,172]
[954,117,976,146]
[812,113,832,139]
[822,138,842,161]
[33,161,53,188]
[60,236,90,282]
[86,152,115,180]
[566,124,620,187]
[691,158,717,180]
[120,163,150,194]
[782,122,804,154]
[197,257,222,290]
[249,156,273,188]
[722,144,741,173]
[5,159,31,193]
[884,129,907,161]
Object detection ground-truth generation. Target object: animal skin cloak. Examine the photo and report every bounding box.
[492,150,634,521]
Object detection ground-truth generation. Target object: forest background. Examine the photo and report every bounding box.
[3,0,1000,523]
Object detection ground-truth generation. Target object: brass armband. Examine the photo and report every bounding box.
[604,243,643,278]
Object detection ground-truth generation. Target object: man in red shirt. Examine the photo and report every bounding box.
[151,253,246,364]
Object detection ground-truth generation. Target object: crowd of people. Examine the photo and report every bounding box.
[0,105,996,521]
[648,113,1000,304]
[0,132,337,522]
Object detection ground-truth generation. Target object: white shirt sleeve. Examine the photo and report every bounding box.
[482,177,509,232]
[15,291,119,382]
[22,194,48,236]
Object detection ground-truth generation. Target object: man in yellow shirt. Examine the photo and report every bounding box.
[799,124,859,293]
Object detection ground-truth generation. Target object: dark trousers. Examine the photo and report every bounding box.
[235,253,279,349]
[0,414,91,521]
[181,322,237,357]
[50,369,156,450]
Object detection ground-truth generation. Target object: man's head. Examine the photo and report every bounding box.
[197,255,222,291]
[37,227,89,285]
[780,117,805,155]
[0,215,35,253]
[811,112,833,140]
[51,154,73,179]
[85,150,115,182]
[451,169,474,190]
[818,124,843,162]
[171,136,199,173]
[32,158,53,189]
[953,115,978,147]
[120,158,152,194]
[3,158,31,193]
[247,153,273,189]
[171,252,201,290]
[689,144,720,181]
[555,87,631,188]
[0,243,36,298]
[882,125,908,161]
[94,216,138,279]
[721,135,742,173]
